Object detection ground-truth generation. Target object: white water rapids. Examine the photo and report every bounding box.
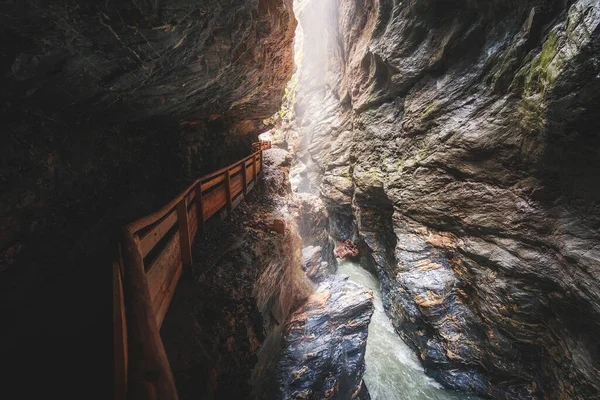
[337,259,477,400]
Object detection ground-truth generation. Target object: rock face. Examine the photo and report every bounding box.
[301,245,330,282]
[277,275,374,400]
[289,0,600,398]
[292,191,336,268]
[293,193,330,249]
[0,0,295,394]
[251,149,374,400]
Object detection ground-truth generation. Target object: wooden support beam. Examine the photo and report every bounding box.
[176,199,192,268]
[195,184,205,233]
[225,170,233,213]
[121,230,179,400]
[138,210,177,259]
[155,261,183,329]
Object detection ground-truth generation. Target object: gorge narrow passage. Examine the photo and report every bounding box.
[2,0,599,397]
[337,259,477,400]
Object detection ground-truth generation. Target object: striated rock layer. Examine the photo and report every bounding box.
[288,0,600,398]
[277,275,373,400]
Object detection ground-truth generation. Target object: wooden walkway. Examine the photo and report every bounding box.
[113,140,272,400]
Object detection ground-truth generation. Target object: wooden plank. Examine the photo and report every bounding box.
[186,189,195,205]
[176,199,192,268]
[202,184,227,221]
[242,160,248,195]
[147,232,182,306]
[138,210,177,259]
[229,165,243,176]
[225,170,233,212]
[188,205,198,239]
[246,162,254,185]
[156,261,183,329]
[194,184,204,234]
[230,173,244,198]
[149,254,182,326]
[253,155,258,182]
[201,174,226,192]
[121,230,179,400]
[187,194,199,238]
[113,248,128,400]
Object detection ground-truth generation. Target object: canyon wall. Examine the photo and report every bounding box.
[290,0,600,398]
[0,0,295,395]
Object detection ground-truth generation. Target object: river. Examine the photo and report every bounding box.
[337,259,478,400]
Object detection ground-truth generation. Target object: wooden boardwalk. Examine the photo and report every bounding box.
[113,140,272,400]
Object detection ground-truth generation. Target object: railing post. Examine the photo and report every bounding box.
[225,170,233,213]
[121,229,179,400]
[242,159,248,196]
[195,183,205,234]
[176,198,192,268]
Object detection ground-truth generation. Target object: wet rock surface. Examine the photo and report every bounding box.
[302,245,330,282]
[277,274,374,400]
[287,0,600,398]
[292,191,335,266]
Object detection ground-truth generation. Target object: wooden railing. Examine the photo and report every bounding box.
[252,139,272,152]
[113,141,272,400]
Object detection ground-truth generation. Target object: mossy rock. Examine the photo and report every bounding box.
[418,101,441,122]
[523,29,564,96]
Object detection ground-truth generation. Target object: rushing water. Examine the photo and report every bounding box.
[337,259,476,400]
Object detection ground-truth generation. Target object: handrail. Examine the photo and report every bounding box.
[251,139,271,153]
[113,141,271,400]
[125,180,199,234]
[127,148,265,234]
